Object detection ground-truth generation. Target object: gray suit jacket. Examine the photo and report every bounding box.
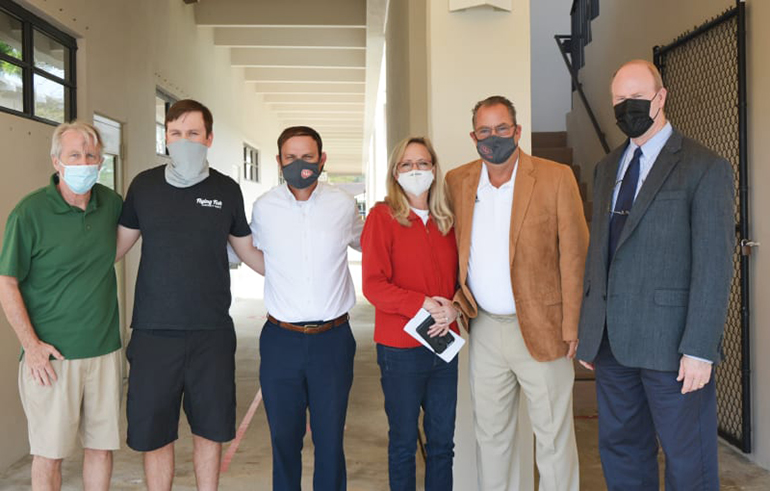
[576,128,735,371]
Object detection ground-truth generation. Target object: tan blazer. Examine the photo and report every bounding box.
[446,151,589,361]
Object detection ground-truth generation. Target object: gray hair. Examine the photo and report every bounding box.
[50,121,103,160]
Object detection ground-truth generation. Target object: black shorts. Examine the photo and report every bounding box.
[125,328,237,451]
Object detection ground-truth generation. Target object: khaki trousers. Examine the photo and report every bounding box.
[469,310,579,491]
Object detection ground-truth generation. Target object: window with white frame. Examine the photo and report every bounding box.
[243,143,259,183]
[155,89,177,155]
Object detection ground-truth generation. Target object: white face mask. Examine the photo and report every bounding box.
[397,169,434,197]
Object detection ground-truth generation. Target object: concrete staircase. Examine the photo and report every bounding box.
[532,131,592,223]
[532,131,596,387]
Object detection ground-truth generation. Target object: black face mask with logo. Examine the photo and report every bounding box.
[614,93,660,138]
[282,159,321,189]
[476,135,517,165]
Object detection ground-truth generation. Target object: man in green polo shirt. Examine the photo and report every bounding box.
[0,121,122,491]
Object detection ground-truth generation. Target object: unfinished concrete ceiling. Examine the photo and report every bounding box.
[195,0,366,175]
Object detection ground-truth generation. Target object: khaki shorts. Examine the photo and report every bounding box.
[18,349,122,459]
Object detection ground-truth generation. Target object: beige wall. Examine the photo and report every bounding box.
[0,0,282,471]
[427,0,532,172]
[746,0,770,470]
[566,0,770,471]
[385,0,429,151]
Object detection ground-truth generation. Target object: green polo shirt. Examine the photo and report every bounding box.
[0,175,122,360]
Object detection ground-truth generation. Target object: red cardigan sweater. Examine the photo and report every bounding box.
[361,203,459,348]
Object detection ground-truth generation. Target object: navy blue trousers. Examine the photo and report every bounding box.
[377,344,458,491]
[259,320,356,491]
[595,333,719,491]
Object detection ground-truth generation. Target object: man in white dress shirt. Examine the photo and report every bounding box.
[250,126,363,491]
[446,96,588,490]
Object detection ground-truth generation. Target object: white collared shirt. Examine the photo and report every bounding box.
[250,182,363,323]
[467,160,519,315]
[612,122,673,208]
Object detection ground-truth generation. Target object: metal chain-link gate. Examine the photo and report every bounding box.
[654,2,751,453]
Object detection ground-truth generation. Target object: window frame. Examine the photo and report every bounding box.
[243,143,260,183]
[0,0,77,125]
[155,88,178,156]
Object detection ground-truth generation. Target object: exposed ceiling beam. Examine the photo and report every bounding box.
[232,47,365,69]
[213,27,365,48]
[262,94,364,103]
[244,67,365,83]
[195,0,366,27]
[254,82,364,94]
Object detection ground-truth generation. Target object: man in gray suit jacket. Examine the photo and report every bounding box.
[576,60,734,491]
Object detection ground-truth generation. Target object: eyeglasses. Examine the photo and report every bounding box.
[474,123,516,140]
[397,160,434,172]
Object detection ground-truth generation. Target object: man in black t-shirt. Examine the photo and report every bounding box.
[116,99,264,490]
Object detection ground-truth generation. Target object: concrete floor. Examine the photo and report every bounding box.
[1,293,769,490]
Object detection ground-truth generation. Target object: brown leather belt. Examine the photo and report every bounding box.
[267,313,350,334]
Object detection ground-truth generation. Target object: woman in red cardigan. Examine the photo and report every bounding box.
[361,136,459,491]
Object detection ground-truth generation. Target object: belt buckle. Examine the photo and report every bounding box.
[303,323,320,332]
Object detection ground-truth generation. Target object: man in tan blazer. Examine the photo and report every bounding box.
[446,95,588,491]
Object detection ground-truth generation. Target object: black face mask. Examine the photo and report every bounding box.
[614,94,660,138]
[476,135,517,165]
[282,159,321,189]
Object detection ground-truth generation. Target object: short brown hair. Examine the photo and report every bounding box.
[472,95,517,128]
[166,99,213,137]
[277,126,323,158]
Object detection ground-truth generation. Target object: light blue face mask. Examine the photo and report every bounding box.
[59,163,100,194]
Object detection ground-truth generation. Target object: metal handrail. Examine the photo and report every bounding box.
[554,34,611,155]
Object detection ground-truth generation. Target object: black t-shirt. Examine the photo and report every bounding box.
[120,166,251,330]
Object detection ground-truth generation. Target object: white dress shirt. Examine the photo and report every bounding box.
[612,122,673,208]
[251,182,363,323]
[467,160,519,315]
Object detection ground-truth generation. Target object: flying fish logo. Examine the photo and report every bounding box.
[196,197,223,209]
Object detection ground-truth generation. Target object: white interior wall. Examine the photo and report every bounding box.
[529,0,572,132]
[0,0,282,471]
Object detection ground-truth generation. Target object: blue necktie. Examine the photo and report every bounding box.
[608,147,642,265]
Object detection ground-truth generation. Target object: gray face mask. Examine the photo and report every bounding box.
[476,135,517,165]
[282,159,321,189]
[165,139,210,188]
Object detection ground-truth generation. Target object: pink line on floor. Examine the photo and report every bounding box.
[221,388,263,473]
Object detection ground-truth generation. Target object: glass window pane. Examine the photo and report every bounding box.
[98,155,116,190]
[156,123,166,154]
[34,74,64,122]
[33,29,69,80]
[155,96,166,124]
[0,10,23,60]
[0,59,23,112]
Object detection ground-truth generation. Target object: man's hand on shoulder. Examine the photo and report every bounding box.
[24,340,64,386]
[677,355,713,394]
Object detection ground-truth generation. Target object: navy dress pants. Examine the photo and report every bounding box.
[594,332,719,491]
[259,320,356,491]
[377,344,458,491]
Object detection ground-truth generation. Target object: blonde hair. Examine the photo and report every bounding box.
[50,121,103,160]
[384,137,454,235]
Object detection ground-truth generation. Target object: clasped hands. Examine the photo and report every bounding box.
[422,296,458,338]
